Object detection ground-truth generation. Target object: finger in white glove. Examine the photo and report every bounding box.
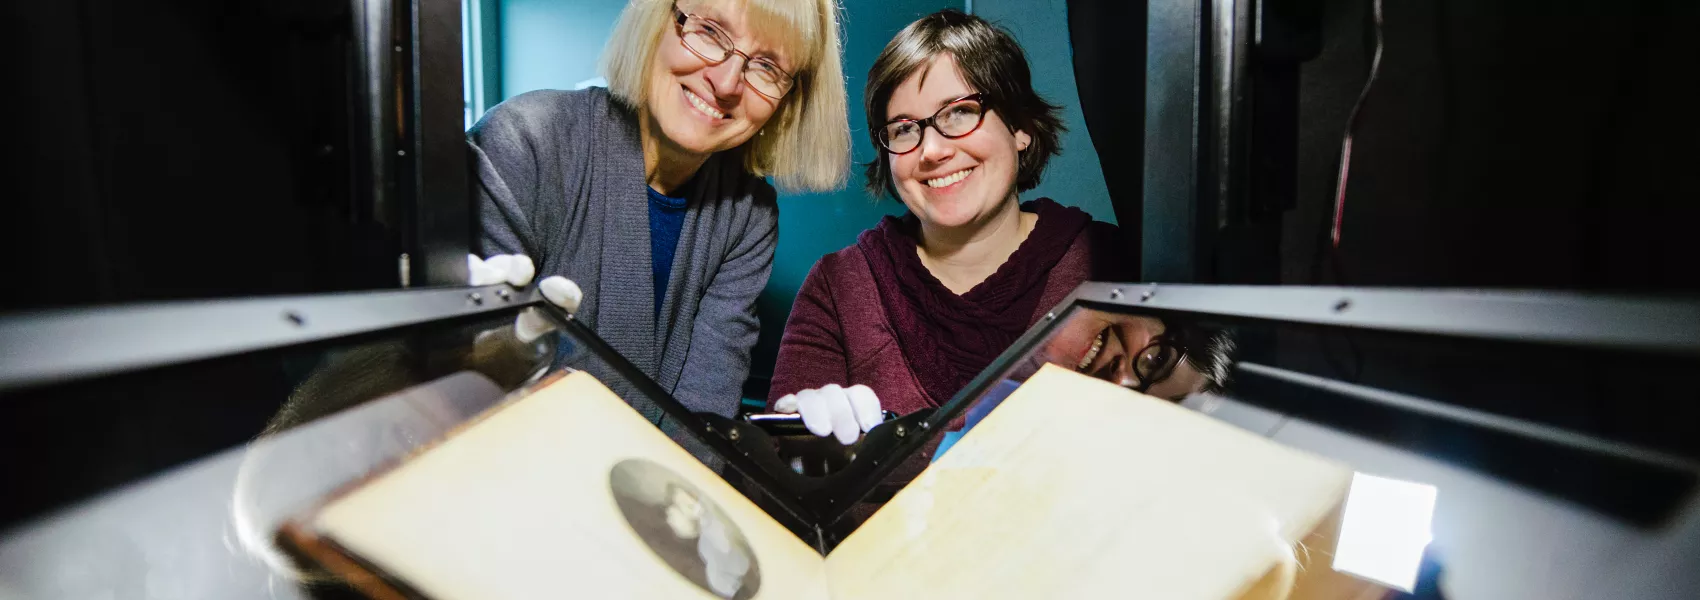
[482,254,513,281]
[504,255,536,287]
[796,384,860,445]
[539,275,583,313]
[845,384,884,432]
[793,388,834,440]
[467,254,502,286]
[475,254,540,288]
[513,307,555,343]
[823,384,860,445]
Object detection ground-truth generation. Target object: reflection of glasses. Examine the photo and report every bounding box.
[672,5,796,100]
[877,93,989,154]
[1129,334,1188,394]
[1079,328,1189,394]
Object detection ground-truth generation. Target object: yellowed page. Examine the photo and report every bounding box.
[824,364,1362,600]
[309,371,829,600]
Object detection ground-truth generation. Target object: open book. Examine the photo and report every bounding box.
[280,365,1389,599]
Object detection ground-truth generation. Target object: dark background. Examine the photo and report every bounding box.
[1069,0,1700,528]
[1072,0,1700,292]
[1288,0,1699,292]
[1,0,469,312]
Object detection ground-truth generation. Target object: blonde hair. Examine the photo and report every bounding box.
[601,0,850,193]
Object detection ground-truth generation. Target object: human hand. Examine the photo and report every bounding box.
[772,384,883,445]
[467,254,582,313]
[469,254,582,346]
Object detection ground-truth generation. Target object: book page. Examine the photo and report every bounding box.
[824,365,1368,600]
[303,371,829,600]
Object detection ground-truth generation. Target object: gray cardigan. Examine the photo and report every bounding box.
[469,88,777,420]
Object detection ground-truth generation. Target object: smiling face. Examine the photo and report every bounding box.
[1028,312,1210,402]
[883,53,1031,230]
[647,1,792,160]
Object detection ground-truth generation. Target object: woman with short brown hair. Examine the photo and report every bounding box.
[767,9,1136,443]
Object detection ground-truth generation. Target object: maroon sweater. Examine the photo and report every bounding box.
[769,199,1126,415]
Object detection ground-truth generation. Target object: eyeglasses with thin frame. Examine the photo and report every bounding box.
[671,5,796,100]
[877,93,989,155]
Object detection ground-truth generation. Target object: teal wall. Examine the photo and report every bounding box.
[487,1,1113,389]
[476,0,504,112]
[750,0,963,382]
[968,0,1114,225]
[465,0,503,121]
[498,0,624,99]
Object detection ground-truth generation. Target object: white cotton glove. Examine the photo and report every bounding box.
[467,253,533,287]
[467,253,582,313]
[772,384,883,445]
[537,276,583,314]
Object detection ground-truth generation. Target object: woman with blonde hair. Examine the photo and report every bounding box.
[471,0,849,419]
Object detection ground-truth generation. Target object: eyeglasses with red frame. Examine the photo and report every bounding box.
[877,93,990,154]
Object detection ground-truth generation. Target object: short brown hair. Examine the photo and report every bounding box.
[862,9,1065,200]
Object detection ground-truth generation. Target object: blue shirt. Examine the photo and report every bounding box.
[648,186,689,318]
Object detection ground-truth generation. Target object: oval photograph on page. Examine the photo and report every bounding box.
[609,458,762,600]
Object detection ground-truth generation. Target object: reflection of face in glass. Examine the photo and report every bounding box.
[1032,313,1208,401]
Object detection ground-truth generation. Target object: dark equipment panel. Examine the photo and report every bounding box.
[1070,0,1700,291]
[3,0,470,311]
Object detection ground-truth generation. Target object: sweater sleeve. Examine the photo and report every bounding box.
[767,256,850,405]
[668,186,779,418]
[467,94,551,258]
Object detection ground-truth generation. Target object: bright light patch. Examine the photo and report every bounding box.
[1332,472,1438,592]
